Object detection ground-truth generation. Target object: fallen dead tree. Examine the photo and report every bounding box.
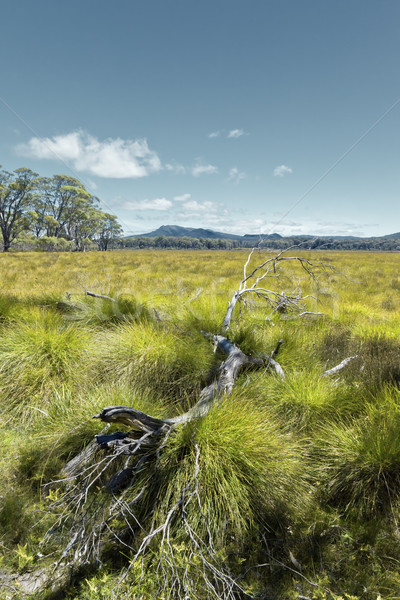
[31,246,353,599]
[221,245,330,330]
[38,332,282,599]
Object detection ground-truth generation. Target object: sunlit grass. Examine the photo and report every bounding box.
[316,386,400,517]
[0,249,400,598]
[0,310,93,422]
[95,320,214,406]
[137,397,309,550]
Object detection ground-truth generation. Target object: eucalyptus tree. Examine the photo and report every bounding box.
[37,174,96,239]
[33,174,122,250]
[96,213,123,250]
[0,167,38,251]
[0,168,122,251]
[67,205,103,251]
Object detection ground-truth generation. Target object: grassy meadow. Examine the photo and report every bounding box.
[1,249,400,599]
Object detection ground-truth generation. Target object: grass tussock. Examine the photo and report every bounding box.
[95,321,214,406]
[127,398,309,559]
[0,311,93,421]
[317,386,400,517]
[59,294,153,327]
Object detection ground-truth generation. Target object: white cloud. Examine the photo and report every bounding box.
[174,193,192,202]
[227,129,245,138]
[165,162,186,174]
[17,130,162,179]
[182,200,218,213]
[191,162,218,176]
[124,198,172,211]
[208,131,221,138]
[273,164,293,177]
[228,167,246,184]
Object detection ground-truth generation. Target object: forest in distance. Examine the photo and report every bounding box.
[1,248,400,599]
[119,232,400,252]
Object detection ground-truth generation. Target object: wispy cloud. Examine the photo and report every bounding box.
[273,164,293,177]
[208,129,247,139]
[227,129,245,138]
[17,130,162,178]
[174,193,192,202]
[191,162,218,176]
[228,167,246,184]
[165,162,186,174]
[124,198,172,211]
[181,200,218,213]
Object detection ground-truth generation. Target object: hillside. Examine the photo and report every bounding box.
[131,224,282,241]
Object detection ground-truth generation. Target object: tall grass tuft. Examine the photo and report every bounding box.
[145,398,309,549]
[59,294,153,327]
[242,368,347,431]
[96,321,214,406]
[0,310,92,422]
[317,386,400,517]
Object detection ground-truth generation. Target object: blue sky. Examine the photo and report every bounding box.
[1,0,400,237]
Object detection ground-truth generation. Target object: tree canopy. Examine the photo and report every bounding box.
[0,167,122,252]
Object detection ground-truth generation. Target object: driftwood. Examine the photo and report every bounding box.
[85,290,117,302]
[322,355,359,377]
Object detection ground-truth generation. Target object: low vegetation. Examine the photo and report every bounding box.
[0,249,400,599]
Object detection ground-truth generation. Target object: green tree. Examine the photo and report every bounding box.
[0,167,38,252]
[37,174,95,239]
[96,213,123,251]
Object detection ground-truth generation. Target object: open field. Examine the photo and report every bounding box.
[1,249,400,599]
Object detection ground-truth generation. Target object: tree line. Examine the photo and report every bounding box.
[0,166,122,252]
[120,234,400,251]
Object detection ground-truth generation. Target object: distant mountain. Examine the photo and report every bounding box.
[126,225,400,244]
[381,232,400,239]
[131,225,282,241]
[138,225,240,240]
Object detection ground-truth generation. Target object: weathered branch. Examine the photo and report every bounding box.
[222,245,331,330]
[93,406,168,432]
[86,290,117,302]
[322,355,359,377]
[92,334,278,432]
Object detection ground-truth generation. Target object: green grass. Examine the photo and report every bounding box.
[0,309,93,422]
[1,250,400,599]
[317,386,400,518]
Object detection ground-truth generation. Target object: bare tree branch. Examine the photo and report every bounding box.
[222,245,332,330]
[322,356,359,377]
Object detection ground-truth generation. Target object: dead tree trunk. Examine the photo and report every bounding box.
[92,332,281,434]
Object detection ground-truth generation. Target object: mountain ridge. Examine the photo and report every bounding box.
[127,224,399,241]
